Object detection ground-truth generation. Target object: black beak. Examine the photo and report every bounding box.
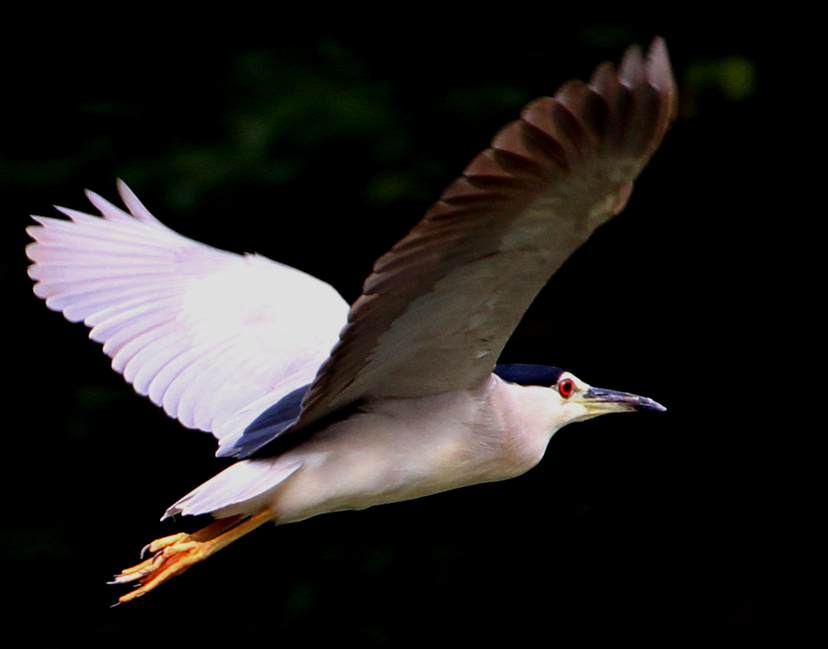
[582,386,667,413]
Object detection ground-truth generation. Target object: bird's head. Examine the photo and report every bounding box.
[494,364,665,432]
[546,370,666,428]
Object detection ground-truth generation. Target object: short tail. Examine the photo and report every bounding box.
[164,458,302,520]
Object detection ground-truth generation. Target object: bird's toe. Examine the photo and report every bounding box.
[110,534,202,603]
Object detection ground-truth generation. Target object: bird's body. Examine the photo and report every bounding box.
[26,39,676,603]
[173,375,557,522]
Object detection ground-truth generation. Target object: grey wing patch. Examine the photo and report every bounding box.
[291,38,677,431]
[219,384,311,459]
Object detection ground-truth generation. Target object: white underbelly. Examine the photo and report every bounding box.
[169,378,554,522]
[269,389,539,523]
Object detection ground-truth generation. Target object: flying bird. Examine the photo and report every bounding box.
[26,38,676,604]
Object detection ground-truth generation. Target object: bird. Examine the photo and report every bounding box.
[26,37,675,605]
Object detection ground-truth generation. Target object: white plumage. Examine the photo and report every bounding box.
[29,182,349,453]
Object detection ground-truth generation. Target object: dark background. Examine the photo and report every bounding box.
[2,10,808,646]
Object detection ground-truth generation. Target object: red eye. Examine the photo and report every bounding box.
[558,378,575,398]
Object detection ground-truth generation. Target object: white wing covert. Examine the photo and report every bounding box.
[26,180,350,454]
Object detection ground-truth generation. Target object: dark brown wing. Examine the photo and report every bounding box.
[295,38,676,429]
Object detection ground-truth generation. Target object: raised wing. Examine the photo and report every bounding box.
[27,180,350,454]
[294,38,676,429]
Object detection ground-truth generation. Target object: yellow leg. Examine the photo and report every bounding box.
[110,509,273,604]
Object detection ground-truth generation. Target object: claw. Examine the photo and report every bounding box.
[109,510,272,604]
[110,543,198,602]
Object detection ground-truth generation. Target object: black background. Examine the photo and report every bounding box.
[2,9,810,646]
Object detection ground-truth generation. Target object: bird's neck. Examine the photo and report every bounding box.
[488,377,563,476]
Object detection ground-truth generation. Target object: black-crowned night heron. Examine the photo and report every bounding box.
[27,38,675,604]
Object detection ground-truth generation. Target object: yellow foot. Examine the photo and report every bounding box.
[109,510,272,605]
[109,533,208,602]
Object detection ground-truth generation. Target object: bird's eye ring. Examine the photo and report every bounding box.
[558,378,575,398]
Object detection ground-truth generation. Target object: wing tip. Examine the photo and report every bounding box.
[500,37,677,175]
[616,36,673,90]
[646,37,671,83]
[116,178,161,223]
[645,36,678,122]
[618,41,646,87]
